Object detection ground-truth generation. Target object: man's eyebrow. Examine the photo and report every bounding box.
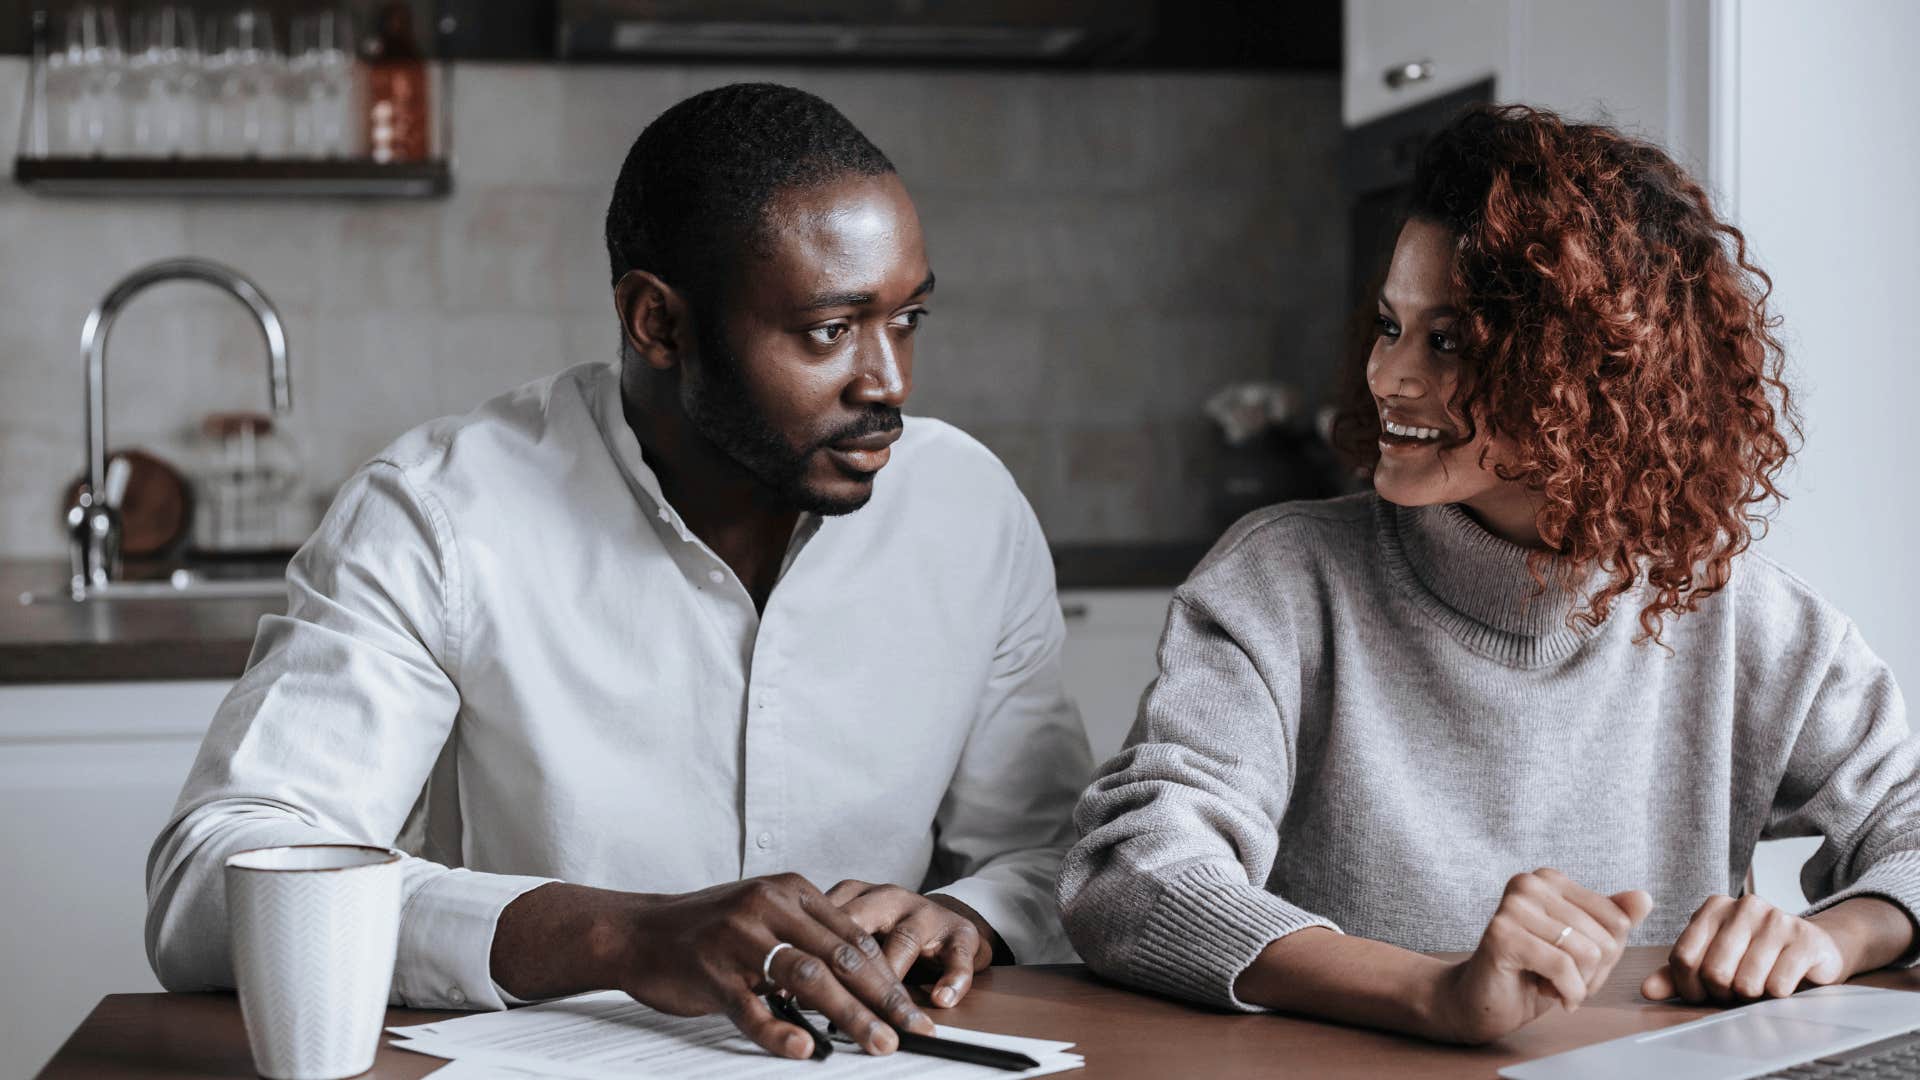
[801,272,936,311]
[803,290,874,310]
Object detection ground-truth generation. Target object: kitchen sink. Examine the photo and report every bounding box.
[17,559,290,605]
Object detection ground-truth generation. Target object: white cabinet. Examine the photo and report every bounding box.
[1058,589,1174,765]
[1344,0,1510,127]
[1342,0,1710,172]
[0,681,227,1079]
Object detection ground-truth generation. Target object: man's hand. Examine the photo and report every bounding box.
[1430,869,1652,1045]
[492,876,935,1061]
[826,880,995,1008]
[1642,894,1855,1003]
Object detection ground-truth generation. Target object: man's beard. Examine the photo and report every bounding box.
[682,321,902,516]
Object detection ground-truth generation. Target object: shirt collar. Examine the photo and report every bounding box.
[587,357,825,559]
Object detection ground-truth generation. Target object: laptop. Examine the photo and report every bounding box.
[1500,985,1920,1079]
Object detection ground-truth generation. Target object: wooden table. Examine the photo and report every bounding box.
[38,948,1920,1079]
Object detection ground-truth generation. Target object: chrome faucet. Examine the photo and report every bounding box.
[68,258,292,599]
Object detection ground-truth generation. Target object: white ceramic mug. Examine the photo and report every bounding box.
[225,844,403,1080]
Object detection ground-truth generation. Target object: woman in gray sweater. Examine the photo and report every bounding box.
[1057,105,1920,1045]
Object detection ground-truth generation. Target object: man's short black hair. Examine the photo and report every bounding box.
[605,83,896,310]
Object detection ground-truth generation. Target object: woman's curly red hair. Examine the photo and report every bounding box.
[1335,104,1799,642]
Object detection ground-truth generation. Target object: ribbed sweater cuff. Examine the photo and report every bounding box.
[1803,850,1920,969]
[1136,863,1340,1012]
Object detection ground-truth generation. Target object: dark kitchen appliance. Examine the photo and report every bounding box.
[554,0,1152,63]
[1341,78,1494,316]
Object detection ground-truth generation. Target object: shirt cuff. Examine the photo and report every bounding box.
[931,875,1076,965]
[392,868,557,1009]
[1133,862,1340,1012]
[1802,849,1920,969]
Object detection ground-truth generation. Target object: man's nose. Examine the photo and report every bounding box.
[850,333,910,407]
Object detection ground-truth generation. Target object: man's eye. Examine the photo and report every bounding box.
[892,309,928,332]
[1375,315,1399,338]
[808,324,849,345]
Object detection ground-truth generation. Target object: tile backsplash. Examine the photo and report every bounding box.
[0,59,1343,558]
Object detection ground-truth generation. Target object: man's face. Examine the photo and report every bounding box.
[681,172,932,516]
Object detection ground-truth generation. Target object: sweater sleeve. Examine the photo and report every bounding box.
[1765,618,1920,962]
[1055,593,1337,1012]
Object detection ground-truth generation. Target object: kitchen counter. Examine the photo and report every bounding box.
[0,561,279,683]
[0,544,1204,683]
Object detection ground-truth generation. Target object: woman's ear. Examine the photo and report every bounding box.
[614,270,687,372]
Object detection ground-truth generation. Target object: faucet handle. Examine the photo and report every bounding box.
[103,455,132,509]
[66,491,122,599]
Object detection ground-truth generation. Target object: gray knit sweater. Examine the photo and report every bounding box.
[1056,493,1920,1011]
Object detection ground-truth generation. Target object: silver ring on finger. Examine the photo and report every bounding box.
[1552,925,1574,949]
[762,941,793,985]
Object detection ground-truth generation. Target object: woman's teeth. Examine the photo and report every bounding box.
[1383,420,1443,441]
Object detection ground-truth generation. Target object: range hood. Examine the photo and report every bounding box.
[556,0,1154,63]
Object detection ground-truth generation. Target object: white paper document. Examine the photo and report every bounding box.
[389,990,1085,1079]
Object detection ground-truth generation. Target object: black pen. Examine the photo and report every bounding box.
[892,1028,1041,1072]
[764,993,832,1061]
[829,1020,1041,1072]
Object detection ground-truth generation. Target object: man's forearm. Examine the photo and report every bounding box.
[491,882,646,1000]
[1232,927,1454,1040]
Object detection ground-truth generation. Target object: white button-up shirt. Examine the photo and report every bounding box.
[146,360,1091,1010]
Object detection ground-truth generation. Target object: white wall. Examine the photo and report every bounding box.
[1717,0,1920,690]
[1717,0,1920,908]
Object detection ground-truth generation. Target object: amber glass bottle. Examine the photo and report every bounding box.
[365,1,428,162]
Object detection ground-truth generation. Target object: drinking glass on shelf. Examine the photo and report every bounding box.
[123,6,203,157]
[207,8,288,158]
[47,5,124,156]
[289,10,359,159]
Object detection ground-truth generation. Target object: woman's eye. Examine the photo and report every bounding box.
[808,324,849,345]
[1429,331,1459,354]
[1374,315,1399,338]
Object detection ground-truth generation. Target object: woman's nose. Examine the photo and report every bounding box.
[1367,338,1432,401]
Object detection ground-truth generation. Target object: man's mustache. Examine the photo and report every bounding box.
[822,407,903,445]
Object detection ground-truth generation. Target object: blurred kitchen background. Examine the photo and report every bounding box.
[2,1,1915,1075]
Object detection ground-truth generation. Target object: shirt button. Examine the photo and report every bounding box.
[756,831,772,849]
[448,987,466,1005]
[708,569,725,584]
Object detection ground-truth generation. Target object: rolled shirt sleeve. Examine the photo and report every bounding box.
[145,461,553,1011]
[927,500,1092,965]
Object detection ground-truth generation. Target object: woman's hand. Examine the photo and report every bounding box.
[1431,869,1653,1044]
[1642,894,1853,1003]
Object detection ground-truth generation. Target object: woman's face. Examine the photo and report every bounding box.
[1367,218,1542,544]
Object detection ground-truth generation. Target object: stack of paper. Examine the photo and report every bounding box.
[388,990,1085,1079]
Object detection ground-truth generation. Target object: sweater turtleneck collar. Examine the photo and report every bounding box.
[1374,494,1609,667]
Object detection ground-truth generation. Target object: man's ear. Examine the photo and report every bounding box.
[614,270,688,371]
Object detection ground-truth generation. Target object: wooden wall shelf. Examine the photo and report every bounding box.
[12,157,453,198]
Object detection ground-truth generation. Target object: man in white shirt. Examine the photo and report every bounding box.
[146,83,1092,1062]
